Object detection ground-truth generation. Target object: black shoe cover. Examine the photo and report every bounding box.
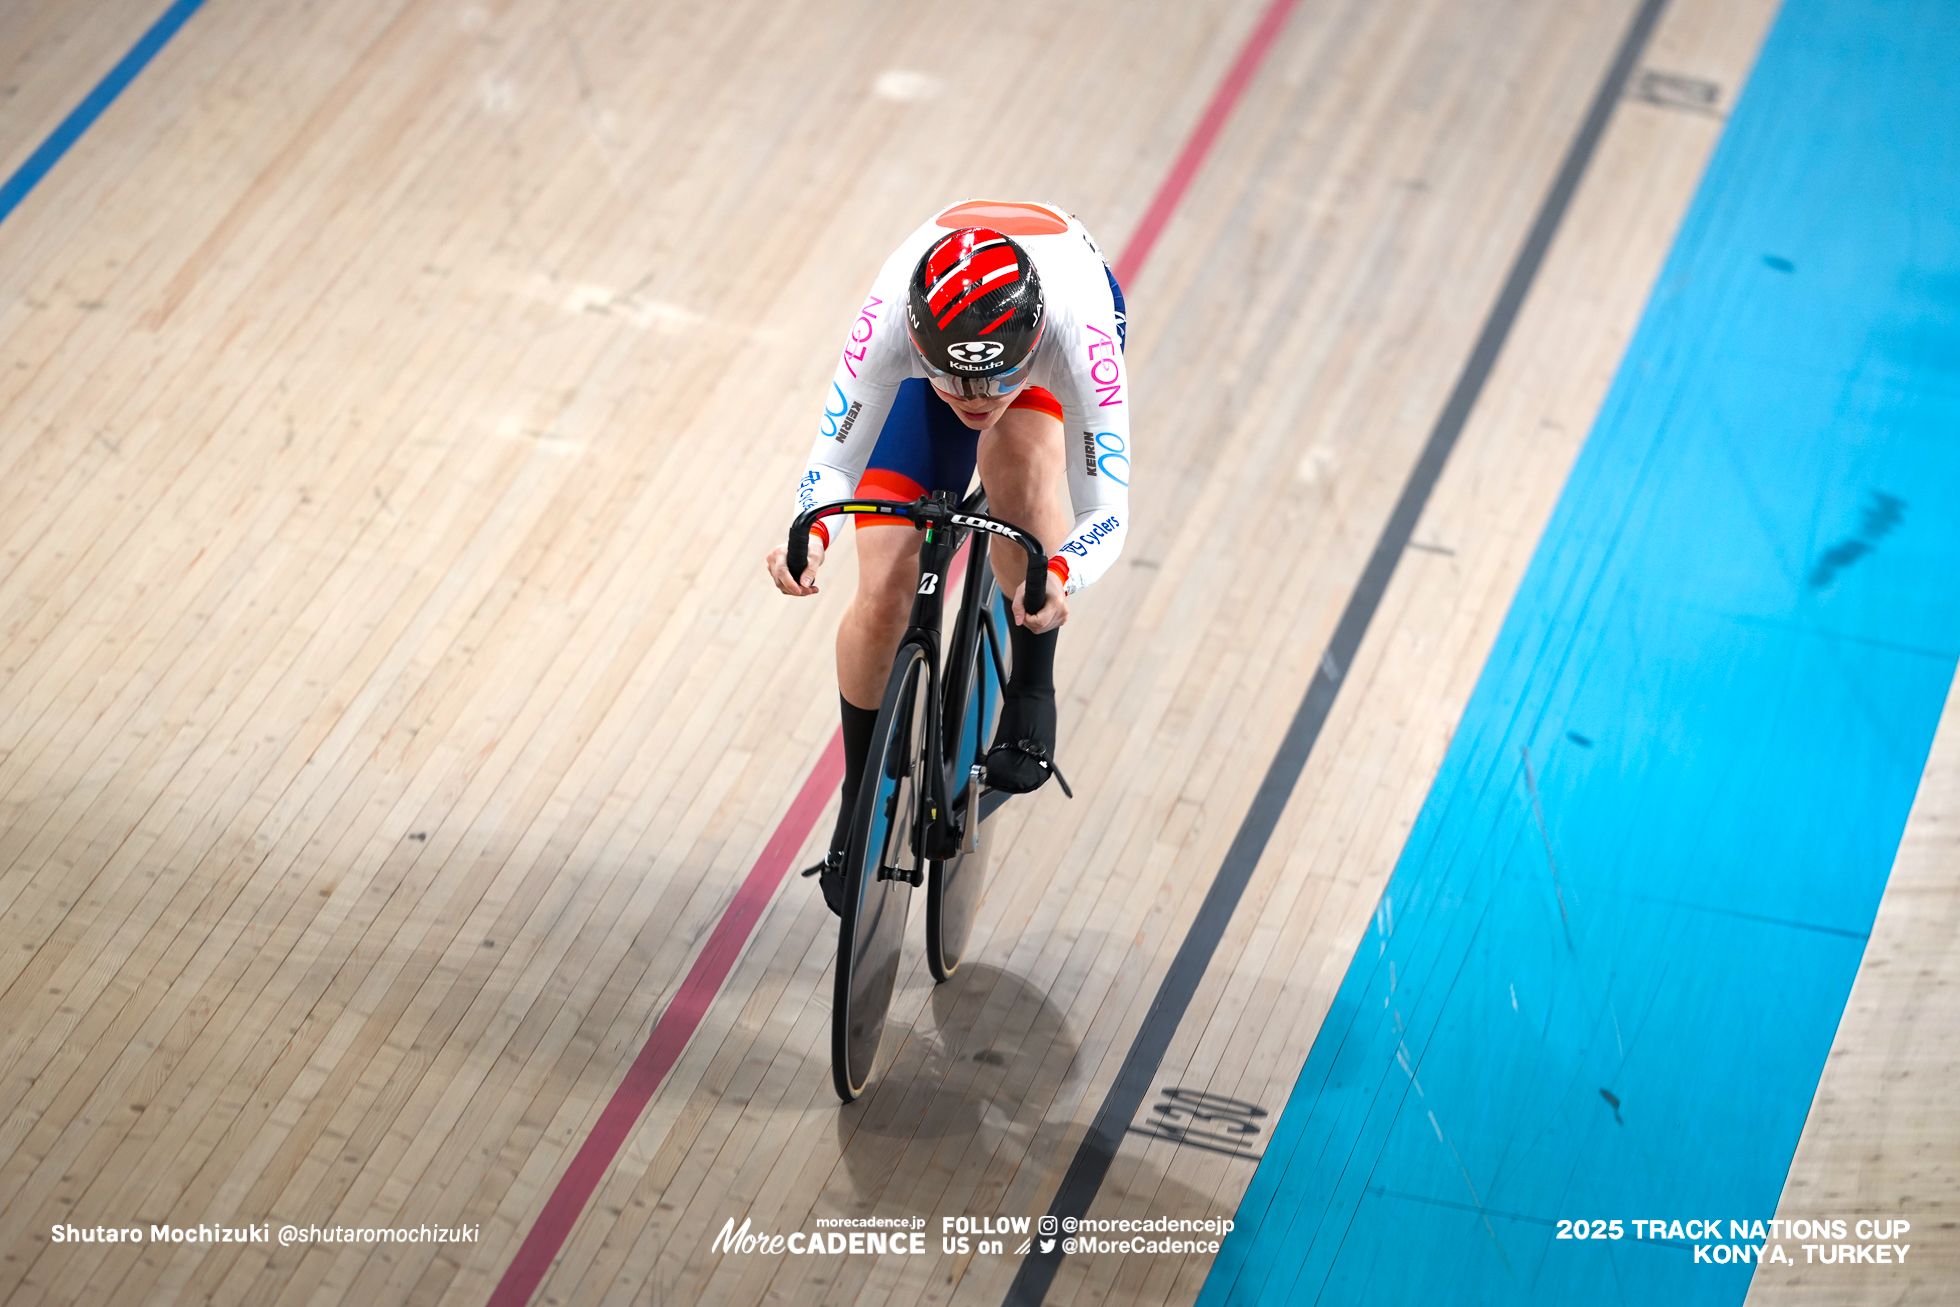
[985,688,1067,795]
[801,851,847,917]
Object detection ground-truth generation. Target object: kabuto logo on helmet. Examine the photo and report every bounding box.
[947,340,1005,366]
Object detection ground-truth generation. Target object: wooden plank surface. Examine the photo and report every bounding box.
[1,0,1938,1304]
[1745,674,1960,1306]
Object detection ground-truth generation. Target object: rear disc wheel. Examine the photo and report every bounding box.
[929,582,1011,981]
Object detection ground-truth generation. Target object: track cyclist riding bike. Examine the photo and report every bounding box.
[766,199,1132,915]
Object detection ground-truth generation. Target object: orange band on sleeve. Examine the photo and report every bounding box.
[1009,386,1064,422]
[852,468,928,528]
[1047,555,1070,587]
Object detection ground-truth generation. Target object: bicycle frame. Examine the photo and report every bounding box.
[789,489,1046,875]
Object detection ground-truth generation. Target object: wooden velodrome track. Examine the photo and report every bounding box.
[0,0,1952,1304]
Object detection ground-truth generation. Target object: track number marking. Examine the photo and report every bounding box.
[1127,1088,1269,1160]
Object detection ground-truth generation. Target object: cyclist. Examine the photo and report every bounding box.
[765,199,1131,914]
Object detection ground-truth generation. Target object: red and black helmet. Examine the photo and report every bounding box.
[905,227,1045,398]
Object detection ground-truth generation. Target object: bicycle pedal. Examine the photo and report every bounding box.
[875,862,925,887]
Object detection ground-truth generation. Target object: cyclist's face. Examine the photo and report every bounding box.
[933,380,1026,429]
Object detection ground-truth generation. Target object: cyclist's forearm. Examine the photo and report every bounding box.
[1051,507,1128,594]
[1054,383,1130,596]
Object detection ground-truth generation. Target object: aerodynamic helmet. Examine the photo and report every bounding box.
[905,227,1045,399]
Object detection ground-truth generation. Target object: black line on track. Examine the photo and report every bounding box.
[1004,0,1672,1301]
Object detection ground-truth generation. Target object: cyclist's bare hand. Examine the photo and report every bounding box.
[1011,578,1069,634]
[767,537,824,596]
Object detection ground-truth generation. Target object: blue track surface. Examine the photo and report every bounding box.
[0,0,205,228]
[1202,0,1960,1302]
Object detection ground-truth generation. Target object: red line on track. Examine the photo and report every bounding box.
[488,0,1299,1298]
[485,737,841,1307]
[1112,0,1302,290]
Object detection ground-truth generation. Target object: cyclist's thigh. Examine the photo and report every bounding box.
[855,378,980,591]
[850,380,976,609]
[976,388,1064,485]
[976,394,1068,552]
[852,379,979,517]
[855,512,921,617]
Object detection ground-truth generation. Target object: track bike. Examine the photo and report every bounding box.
[787,489,1050,1101]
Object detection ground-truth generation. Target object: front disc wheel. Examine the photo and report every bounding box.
[832,645,929,1101]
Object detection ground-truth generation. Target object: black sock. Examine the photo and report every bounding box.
[1007,622,1059,698]
[831,694,880,854]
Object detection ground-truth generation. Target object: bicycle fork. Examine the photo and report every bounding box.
[877,498,956,886]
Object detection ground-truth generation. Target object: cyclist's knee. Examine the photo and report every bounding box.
[977,408,1066,531]
[980,407,1064,478]
[852,528,920,625]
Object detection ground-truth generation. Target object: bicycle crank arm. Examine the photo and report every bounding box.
[964,764,982,853]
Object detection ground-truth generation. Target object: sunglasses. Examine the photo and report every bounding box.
[922,353,1036,400]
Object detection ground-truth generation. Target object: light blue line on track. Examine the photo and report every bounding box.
[1201,0,1960,1302]
[0,0,207,228]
